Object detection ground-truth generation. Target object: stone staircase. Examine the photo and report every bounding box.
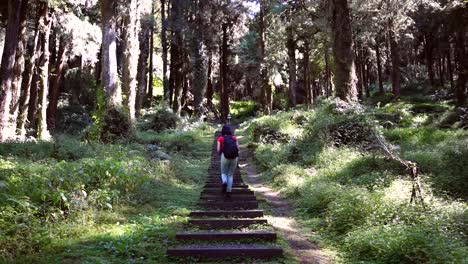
[167,130,283,261]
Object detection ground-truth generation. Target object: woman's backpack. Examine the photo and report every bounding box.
[223,135,239,159]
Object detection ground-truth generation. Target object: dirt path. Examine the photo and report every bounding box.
[239,148,334,264]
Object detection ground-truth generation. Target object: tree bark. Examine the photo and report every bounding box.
[17,22,41,138]
[329,0,358,102]
[161,0,169,105]
[100,0,121,107]
[206,51,213,108]
[303,39,312,105]
[259,2,270,114]
[8,0,28,139]
[375,39,384,94]
[0,0,24,142]
[424,34,435,88]
[325,43,332,97]
[286,26,297,107]
[220,22,230,121]
[46,36,67,131]
[36,3,52,140]
[388,20,401,97]
[447,49,454,90]
[136,19,150,118]
[147,3,155,106]
[454,29,467,106]
[192,0,207,116]
[122,0,140,120]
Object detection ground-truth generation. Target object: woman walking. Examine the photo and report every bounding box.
[217,125,240,198]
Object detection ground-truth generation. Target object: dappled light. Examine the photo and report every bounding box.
[1,0,467,263]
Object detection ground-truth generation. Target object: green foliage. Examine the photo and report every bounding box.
[100,107,134,143]
[242,98,467,264]
[230,101,260,122]
[148,107,179,132]
[0,123,214,262]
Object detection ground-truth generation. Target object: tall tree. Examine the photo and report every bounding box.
[286,25,297,107]
[161,0,169,105]
[329,0,358,102]
[100,0,121,106]
[122,0,140,120]
[36,2,52,140]
[0,0,25,142]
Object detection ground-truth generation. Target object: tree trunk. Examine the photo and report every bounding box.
[161,0,170,105]
[325,43,332,97]
[206,51,213,108]
[101,0,121,107]
[454,29,467,106]
[17,19,41,138]
[122,0,140,120]
[0,0,24,142]
[259,2,270,114]
[136,16,151,118]
[375,40,384,94]
[303,40,312,105]
[329,0,358,102]
[447,49,454,90]
[286,26,297,107]
[424,34,435,88]
[220,22,230,121]
[46,36,67,131]
[192,1,207,116]
[37,3,52,140]
[147,3,155,106]
[388,20,401,97]
[7,0,29,139]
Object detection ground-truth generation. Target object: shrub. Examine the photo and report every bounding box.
[230,101,260,122]
[344,224,467,264]
[299,181,342,215]
[325,187,380,235]
[100,107,134,143]
[150,107,179,132]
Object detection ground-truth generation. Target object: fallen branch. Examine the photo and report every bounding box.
[370,132,425,207]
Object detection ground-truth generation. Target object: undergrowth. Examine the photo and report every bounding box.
[0,122,215,263]
[242,98,468,263]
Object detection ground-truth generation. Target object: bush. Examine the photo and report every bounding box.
[150,107,179,132]
[230,101,260,122]
[344,224,467,264]
[325,187,380,235]
[100,107,134,143]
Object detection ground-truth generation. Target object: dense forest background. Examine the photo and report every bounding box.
[0,0,466,141]
[0,0,467,263]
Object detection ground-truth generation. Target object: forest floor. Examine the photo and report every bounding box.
[238,137,336,264]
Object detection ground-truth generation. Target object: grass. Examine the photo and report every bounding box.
[241,98,468,264]
[0,123,216,263]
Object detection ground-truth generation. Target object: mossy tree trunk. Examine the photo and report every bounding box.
[329,0,358,102]
[122,0,140,120]
[100,0,121,107]
[36,3,52,140]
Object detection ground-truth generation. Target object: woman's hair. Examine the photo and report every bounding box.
[221,125,232,136]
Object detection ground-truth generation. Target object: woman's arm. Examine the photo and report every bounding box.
[217,141,221,155]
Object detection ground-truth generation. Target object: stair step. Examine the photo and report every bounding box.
[204,184,248,188]
[176,231,277,241]
[190,210,264,218]
[198,201,258,209]
[200,195,256,201]
[189,219,268,229]
[167,245,283,259]
[202,188,253,195]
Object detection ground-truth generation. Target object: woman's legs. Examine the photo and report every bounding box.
[220,154,228,192]
[225,157,238,193]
